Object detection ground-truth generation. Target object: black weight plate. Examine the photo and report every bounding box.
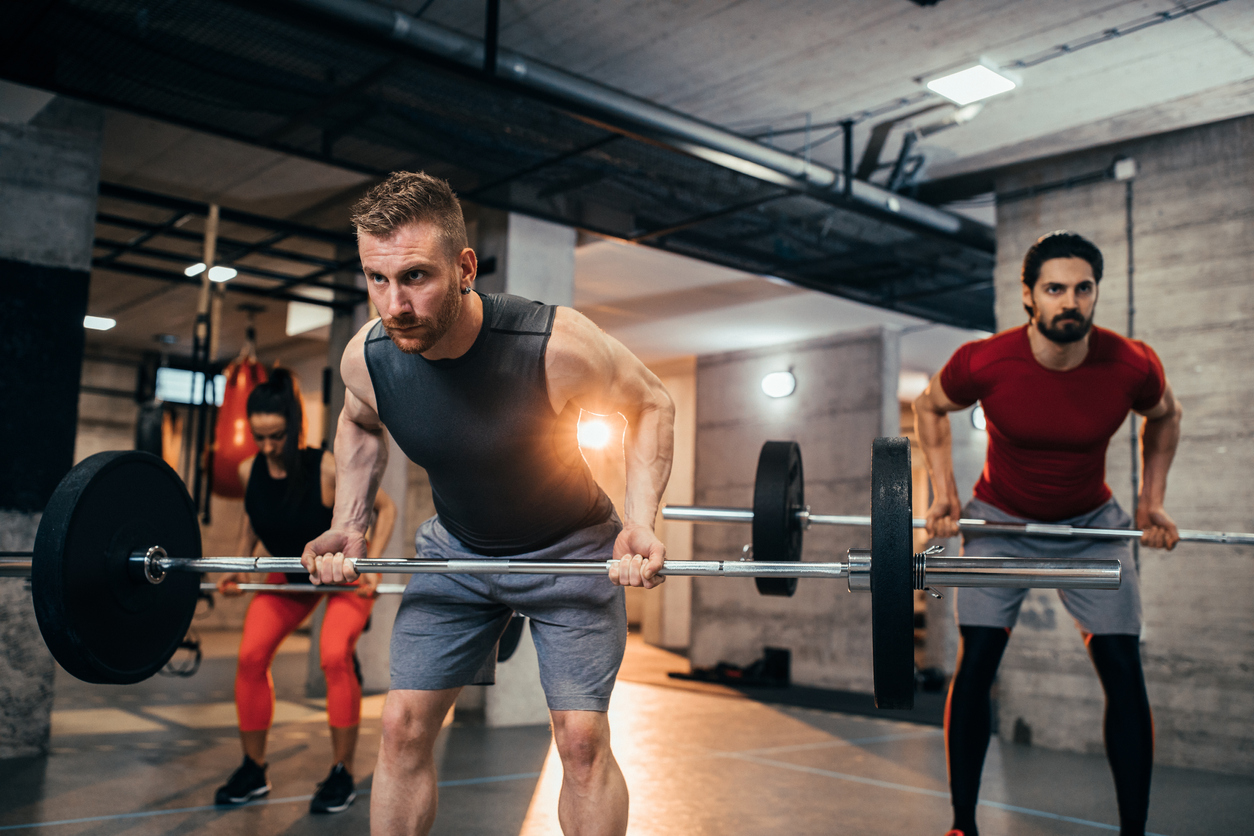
[752,440,803,597]
[32,451,201,684]
[870,436,914,710]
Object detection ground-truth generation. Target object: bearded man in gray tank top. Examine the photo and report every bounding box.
[300,171,674,836]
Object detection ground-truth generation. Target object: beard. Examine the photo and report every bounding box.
[382,281,463,354]
[1035,308,1093,344]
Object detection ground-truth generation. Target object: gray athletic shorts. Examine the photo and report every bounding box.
[957,497,1142,635]
[389,512,626,712]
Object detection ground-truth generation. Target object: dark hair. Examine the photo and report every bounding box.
[246,368,306,498]
[1022,231,1103,289]
[350,171,468,260]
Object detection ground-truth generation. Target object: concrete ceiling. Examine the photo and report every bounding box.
[69,102,981,373]
[411,0,1254,186]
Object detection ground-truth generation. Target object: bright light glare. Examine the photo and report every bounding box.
[83,315,116,331]
[761,371,796,399]
[577,418,613,450]
[971,404,987,431]
[208,266,238,283]
[184,262,206,277]
[927,65,1016,106]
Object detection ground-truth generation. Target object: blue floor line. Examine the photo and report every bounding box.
[734,753,1170,836]
[0,772,542,832]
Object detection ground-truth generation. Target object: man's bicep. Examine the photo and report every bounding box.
[343,385,383,430]
[546,308,620,414]
[921,372,967,413]
[1136,379,1176,420]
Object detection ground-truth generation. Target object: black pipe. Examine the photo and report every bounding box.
[483,0,499,75]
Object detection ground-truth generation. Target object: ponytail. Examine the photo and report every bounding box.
[246,367,306,500]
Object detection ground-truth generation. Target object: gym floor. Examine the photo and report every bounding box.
[1,634,1248,836]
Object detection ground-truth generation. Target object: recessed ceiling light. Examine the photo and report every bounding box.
[83,315,116,331]
[926,64,1016,106]
[184,262,206,277]
[761,371,796,399]
[208,266,238,282]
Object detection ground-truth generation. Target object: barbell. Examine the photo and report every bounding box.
[664,443,1254,554]
[3,440,1120,710]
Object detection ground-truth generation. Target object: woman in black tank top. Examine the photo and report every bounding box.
[213,369,395,814]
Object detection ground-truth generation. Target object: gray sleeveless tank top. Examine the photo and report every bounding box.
[363,292,612,555]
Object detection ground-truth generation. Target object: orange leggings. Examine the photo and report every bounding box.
[235,574,375,731]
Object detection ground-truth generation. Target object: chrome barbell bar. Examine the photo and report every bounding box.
[199,582,409,594]
[1,550,1122,592]
[122,550,1119,593]
[662,506,1254,546]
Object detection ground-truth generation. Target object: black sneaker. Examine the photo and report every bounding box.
[214,756,270,805]
[309,763,355,814]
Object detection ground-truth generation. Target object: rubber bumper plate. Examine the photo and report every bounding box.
[752,440,804,596]
[32,451,202,684]
[870,437,914,709]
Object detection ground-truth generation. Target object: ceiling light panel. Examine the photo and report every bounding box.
[926,65,1017,106]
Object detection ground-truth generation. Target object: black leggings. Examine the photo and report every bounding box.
[945,626,1153,836]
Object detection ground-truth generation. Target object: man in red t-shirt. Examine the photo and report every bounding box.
[914,231,1183,836]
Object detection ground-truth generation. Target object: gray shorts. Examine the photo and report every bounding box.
[957,497,1142,635]
[389,513,626,712]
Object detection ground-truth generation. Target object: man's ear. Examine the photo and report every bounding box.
[459,247,477,282]
[1021,283,1035,320]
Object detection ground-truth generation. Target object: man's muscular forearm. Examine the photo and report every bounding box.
[914,394,959,504]
[333,407,389,536]
[622,395,675,529]
[1139,403,1182,509]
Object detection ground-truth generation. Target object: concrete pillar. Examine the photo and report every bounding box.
[642,358,697,650]
[0,92,103,758]
[471,208,576,305]
[689,328,900,692]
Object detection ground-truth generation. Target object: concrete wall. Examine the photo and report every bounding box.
[991,114,1254,775]
[690,328,899,691]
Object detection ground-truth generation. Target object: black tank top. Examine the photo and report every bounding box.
[364,292,611,556]
[244,447,333,582]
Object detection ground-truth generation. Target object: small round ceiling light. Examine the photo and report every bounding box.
[761,370,796,399]
[971,404,987,431]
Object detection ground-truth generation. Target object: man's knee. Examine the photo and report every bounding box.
[380,692,453,760]
[552,712,611,782]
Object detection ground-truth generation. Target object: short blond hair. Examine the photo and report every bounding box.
[350,171,468,259]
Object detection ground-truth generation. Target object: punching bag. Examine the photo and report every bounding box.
[212,355,267,498]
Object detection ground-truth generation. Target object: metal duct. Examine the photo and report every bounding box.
[279,0,991,250]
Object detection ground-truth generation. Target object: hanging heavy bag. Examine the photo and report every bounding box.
[211,351,267,498]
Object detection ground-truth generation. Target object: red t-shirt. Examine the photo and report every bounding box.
[938,325,1165,521]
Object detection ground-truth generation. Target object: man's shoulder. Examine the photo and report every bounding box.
[1090,326,1157,374]
[484,293,556,335]
[954,325,1028,369]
